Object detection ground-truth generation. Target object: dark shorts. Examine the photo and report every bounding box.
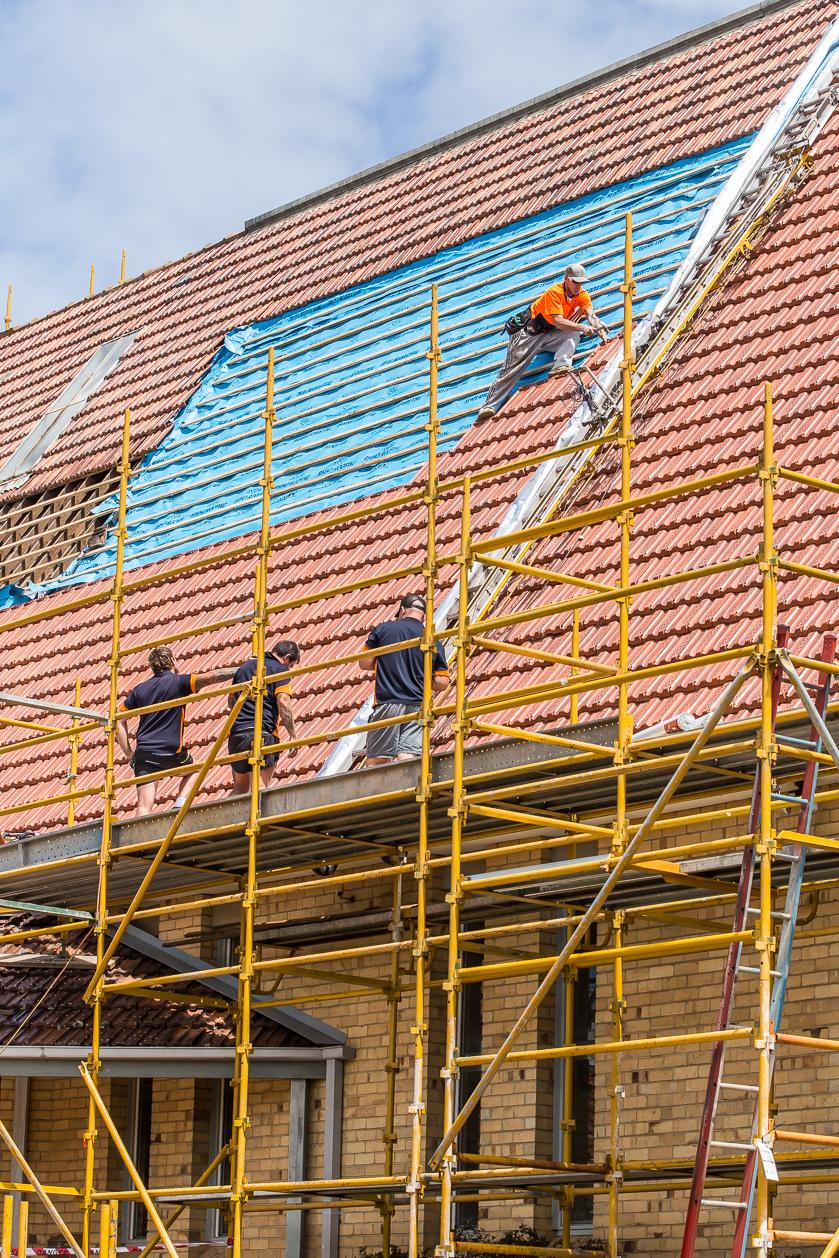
[131,747,193,780]
[367,703,422,760]
[228,730,279,775]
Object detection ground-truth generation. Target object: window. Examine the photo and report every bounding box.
[455,934,484,1229]
[554,927,597,1231]
[206,938,235,1241]
[121,1078,153,1244]
[569,963,597,1226]
[206,1078,234,1242]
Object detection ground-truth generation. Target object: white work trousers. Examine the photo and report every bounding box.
[483,326,581,413]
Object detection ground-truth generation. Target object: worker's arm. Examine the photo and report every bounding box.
[115,718,133,762]
[277,692,298,758]
[360,626,380,673]
[431,644,450,694]
[551,312,587,333]
[194,667,238,693]
[584,307,609,341]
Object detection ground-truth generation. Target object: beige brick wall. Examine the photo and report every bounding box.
[8,800,839,1256]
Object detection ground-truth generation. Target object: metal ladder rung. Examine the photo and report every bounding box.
[718,1081,759,1093]
[776,735,818,747]
[700,1199,747,1210]
[771,793,809,806]
[738,965,782,977]
[709,1140,754,1150]
[745,907,790,919]
[773,851,798,861]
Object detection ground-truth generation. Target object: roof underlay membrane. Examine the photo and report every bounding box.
[29,136,750,593]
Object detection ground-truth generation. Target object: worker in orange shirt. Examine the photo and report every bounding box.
[477,263,609,420]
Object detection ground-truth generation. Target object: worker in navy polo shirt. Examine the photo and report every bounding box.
[227,638,300,795]
[359,593,450,766]
[116,645,237,816]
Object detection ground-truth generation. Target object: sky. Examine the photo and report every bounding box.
[1,0,753,327]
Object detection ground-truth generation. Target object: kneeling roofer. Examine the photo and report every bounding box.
[478,262,608,420]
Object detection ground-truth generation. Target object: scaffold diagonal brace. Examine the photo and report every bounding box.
[778,652,839,773]
[79,1063,179,1258]
[0,1117,85,1257]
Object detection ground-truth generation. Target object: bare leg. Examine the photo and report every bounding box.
[229,763,276,796]
[259,763,277,789]
[134,782,157,817]
[175,771,200,804]
[229,769,251,796]
[366,756,394,767]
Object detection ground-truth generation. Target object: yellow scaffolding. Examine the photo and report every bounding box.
[0,217,838,1257]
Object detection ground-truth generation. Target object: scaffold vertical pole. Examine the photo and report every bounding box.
[560,967,576,1248]
[756,381,778,1255]
[67,677,82,827]
[82,407,130,1255]
[608,912,625,1255]
[607,208,634,1258]
[382,870,404,1258]
[439,471,470,1256]
[570,609,580,726]
[17,1198,28,1258]
[409,288,441,1258]
[230,348,275,1257]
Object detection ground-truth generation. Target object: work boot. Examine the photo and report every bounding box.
[548,365,572,379]
[477,406,496,420]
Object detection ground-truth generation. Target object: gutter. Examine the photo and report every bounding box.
[0,1044,352,1079]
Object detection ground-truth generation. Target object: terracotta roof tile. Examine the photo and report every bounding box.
[0,1,837,828]
[0,917,299,1048]
[0,0,830,500]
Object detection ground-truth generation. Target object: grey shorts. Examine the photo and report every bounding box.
[367,704,422,760]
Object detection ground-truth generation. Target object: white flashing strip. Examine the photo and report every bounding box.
[0,330,140,493]
[318,14,839,778]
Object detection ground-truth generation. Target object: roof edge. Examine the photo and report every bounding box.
[245,0,815,233]
[117,923,348,1048]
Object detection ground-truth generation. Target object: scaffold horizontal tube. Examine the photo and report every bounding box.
[455,1025,752,1068]
[775,1032,839,1051]
[102,937,415,995]
[454,1242,605,1257]
[470,635,619,675]
[468,466,759,555]
[475,555,615,594]
[455,932,753,985]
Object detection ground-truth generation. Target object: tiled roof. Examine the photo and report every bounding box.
[455,104,839,735]
[0,0,836,835]
[42,137,746,585]
[0,917,299,1047]
[0,0,830,501]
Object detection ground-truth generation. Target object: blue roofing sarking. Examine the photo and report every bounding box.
[38,135,751,591]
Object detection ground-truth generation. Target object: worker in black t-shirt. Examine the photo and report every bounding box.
[359,593,449,766]
[116,645,237,816]
[227,639,300,795]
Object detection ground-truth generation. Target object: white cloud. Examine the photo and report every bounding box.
[0,0,750,324]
